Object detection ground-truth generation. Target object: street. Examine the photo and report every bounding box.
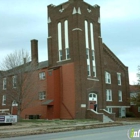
[1,124,140,140]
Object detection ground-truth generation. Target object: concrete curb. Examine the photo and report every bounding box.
[0,122,124,138]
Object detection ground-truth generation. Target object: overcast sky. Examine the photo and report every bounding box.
[0,0,140,84]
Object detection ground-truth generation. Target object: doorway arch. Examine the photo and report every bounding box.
[88,93,97,111]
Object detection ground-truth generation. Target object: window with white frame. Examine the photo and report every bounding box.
[39,91,46,100]
[106,107,112,113]
[93,66,96,77]
[117,73,121,85]
[12,100,18,106]
[118,90,122,102]
[92,50,95,60]
[12,75,17,88]
[39,72,46,80]
[59,50,62,61]
[2,95,6,106]
[106,89,112,101]
[105,71,111,84]
[87,65,90,76]
[66,48,70,59]
[58,22,63,61]
[3,78,6,90]
[64,20,70,60]
[138,107,140,112]
[86,49,89,59]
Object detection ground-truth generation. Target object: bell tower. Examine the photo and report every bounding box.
[47,0,101,67]
[47,0,104,119]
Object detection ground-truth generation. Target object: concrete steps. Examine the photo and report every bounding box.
[103,115,114,123]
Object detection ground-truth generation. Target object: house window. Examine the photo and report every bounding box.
[59,50,62,61]
[12,75,17,88]
[92,50,95,60]
[39,91,46,100]
[105,71,111,84]
[86,49,89,59]
[138,107,140,112]
[66,48,70,59]
[117,73,121,85]
[87,65,90,76]
[2,95,6,106]
[106,107,112,113]
[93,66,96,77]
[106,89,112,101]
[3,78,6,90]
[39,72,46,80]
[118,90,122,102]
[12,100,18,106]
[85,20,89,48]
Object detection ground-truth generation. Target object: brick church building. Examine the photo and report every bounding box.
[0,0,130,121]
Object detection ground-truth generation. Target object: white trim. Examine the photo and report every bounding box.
[106,106,130,108]
[88,109,103,115]
[87,78,99,81]
[87,8,91,13]
[72,7,77,14]
[64,20,69,49]
[48,17,51,23]
[0,109,9,112]
[57,58,71,63]
[48,36,52,39]
[59,8,64,13]
[98,17,100,23]
[81,104,86,108]
[90,23,94,50]
[85,20,89,48]
[78,7,81,14]
[72,28,82,31]
[58,22,62,50]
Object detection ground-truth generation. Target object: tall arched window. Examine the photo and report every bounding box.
[58,22,62,61]
[64,20,70,59]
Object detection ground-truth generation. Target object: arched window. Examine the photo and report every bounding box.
[89,93,97,102]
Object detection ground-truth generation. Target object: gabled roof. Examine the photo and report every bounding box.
[37,61,48,69]
[103,43,128,71]
[0,60,48,77]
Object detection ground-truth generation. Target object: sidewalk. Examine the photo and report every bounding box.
[0,119,139,138]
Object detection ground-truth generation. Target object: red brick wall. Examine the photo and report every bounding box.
[47,67,61,119]
[60,63,75,119]
[130,105,140,117]
[19,68,48,119]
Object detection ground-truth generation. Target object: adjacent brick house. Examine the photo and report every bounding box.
[0,0,130,120]
[129,85,140,117]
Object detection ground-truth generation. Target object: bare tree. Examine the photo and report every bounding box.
[0,49,39,120]
[130,65,140,106]
[137,65,140,85]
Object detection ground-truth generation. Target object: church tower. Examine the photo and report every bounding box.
[47,0,129,119]
[47,0,105,118]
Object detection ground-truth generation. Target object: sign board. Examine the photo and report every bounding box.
[81,104,86,108]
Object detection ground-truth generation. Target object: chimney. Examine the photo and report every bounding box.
[31,39,38,65]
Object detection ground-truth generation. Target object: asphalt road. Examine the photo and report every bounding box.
[1,124,140,140]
